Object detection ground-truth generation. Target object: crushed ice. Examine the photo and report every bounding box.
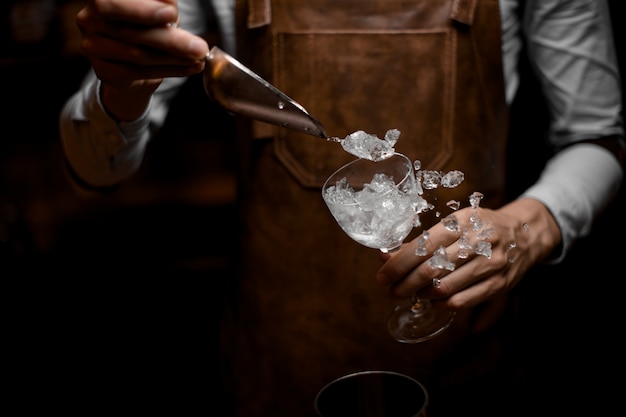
[333,128,500,264]
[337,129,399,161]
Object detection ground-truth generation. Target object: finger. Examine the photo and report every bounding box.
[387,244,460,298]
[418,250,509,302]
[375,232,434,285]
[388,234,485,300]
[376,223,459,286]
[82,28,208,65]
[438,273,506,310]
[416,261,469,301]
[91,58,205,88]
[85,0,178,27]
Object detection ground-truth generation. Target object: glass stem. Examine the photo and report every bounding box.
[409,293,431,315]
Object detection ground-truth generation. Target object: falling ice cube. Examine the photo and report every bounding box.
[428,246,456,271]
[475,241,492,259]
[441,214,460,233]
[422,170,442,189]
[441,170,464,188]
[415,231,430,256]
[384,128,401,147]
[469,191,484,209]
[446,200,461,210]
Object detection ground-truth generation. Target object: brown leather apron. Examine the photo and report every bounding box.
[221,1,513,416]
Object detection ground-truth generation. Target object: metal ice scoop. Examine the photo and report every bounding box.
[203,46,327,138]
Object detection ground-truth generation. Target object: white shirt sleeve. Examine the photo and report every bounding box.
[521,144,623,262]
[502,0,625,261]
[59,0,210,189]
[59,73,150,188]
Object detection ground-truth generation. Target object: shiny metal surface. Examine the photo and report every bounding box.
[203,46,327,138]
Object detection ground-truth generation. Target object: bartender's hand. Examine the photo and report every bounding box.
[376,198,561,310]
[76,0,209,121]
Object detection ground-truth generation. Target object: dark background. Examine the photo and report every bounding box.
[1,1,624,415]
[1,1,238,414]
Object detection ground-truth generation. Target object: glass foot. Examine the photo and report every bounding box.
[387,299,455,343]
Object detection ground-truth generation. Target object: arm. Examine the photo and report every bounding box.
[59,0,211,191]
[376,0,624,310]
[519,0,624,260]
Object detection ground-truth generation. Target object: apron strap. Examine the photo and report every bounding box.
[247,0,271,28]
[451,0,479,26]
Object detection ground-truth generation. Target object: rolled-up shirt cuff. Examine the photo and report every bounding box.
[520,142,623,263]
[60,76,152,188]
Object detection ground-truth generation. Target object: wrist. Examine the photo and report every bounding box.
[501,198,562,263]
[99,80,162,122]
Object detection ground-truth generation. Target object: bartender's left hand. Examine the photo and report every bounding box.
[375,198,561,310]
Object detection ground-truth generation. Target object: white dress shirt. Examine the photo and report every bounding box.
[59,0,624,261]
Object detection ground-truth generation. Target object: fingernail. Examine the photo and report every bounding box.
[188,39,207,58]
[155,6,177,23]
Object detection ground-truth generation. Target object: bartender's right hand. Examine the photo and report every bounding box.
[77,0,209,120]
